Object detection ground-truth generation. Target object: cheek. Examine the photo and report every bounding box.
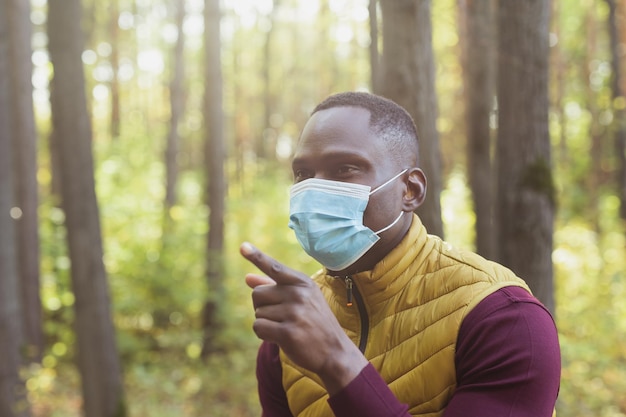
[363,191,402,230]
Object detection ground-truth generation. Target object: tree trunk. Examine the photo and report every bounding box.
[47,0,126,416]
[495,0,555,313]
[369,0,380,94]
[109,0,121,139]
[259,0,282,162]
[551,0,568,166]
[317,0,337,101]
[584,6,604,232]
[458,0,496,259]
[165,0,186,209]
[202,0,226,357]
[0,3,29,414]
[379,0,444,238]
[7,0,42,361]
[605,0,626,220]
[231,17,246,182]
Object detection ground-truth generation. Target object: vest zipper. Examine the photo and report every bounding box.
[344,276,369,353]
[345,277,354,306]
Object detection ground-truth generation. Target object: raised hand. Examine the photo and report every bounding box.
[240,242,368,394]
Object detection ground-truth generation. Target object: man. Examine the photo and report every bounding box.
[240,92,560,417]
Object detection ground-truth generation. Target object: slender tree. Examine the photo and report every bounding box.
[260,0,281,161]
[0,2,29,414]
[379,0,444,238]
[109,0,121,139]
[584,5,605,231]
[605,0,626,220]
[47,0,126,415]
[369,0,380,93]
[495,0,555,313]
[550,0,568,166]
[202,0,226,357]
[8,0,42,360]
[231,14,247,182]
[165,0,186,209]
[458,0,496,258]
[317,0,338,101]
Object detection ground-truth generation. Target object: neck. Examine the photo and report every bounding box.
[327,213,413,277]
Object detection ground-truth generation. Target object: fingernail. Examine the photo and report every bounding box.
[240,242,254,255]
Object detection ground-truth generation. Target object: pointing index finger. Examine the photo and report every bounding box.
[240,242,307,286]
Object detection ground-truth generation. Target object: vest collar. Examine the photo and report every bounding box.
[324,214,434,307]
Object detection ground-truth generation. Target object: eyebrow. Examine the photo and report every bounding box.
[292,150,372,168]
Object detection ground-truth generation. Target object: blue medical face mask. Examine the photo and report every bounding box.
[288,169,408,271]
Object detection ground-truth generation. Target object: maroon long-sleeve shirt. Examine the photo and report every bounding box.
[256,286,561,417]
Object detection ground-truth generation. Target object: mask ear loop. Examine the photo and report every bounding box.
[370,168,409,235]
[374,211,405,235]
[369,168,409,195]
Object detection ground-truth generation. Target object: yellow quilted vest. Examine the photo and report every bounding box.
[280,215,531,417]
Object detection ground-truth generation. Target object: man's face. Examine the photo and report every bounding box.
[291,106,409,272]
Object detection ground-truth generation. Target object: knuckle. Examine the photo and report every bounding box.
[250,291,262,310]
[293,283,317,302]
[252,320,266,339]
[270,261,283,274]
[291,287,307,303]
[301,278,316,289]
[281,306,298,322]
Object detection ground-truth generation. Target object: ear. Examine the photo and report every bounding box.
[402,168,427,211]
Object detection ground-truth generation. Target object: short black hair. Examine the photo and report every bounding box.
[312,91,419,166]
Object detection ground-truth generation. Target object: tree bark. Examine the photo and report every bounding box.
[109,0,121,139]
[495,0,555,313]
[605,0,626,220]
[316,0,338,101]
[202,0,226,357]
[458,0,496,259]
[551,0,568,166]
[7,0,42,361]
[0,2,29,414]
[379,0,444,238]
[260,0,282,162]
[47,0,126,415]
[369,0,380,94]
[584,6,604,232]
[165,0,186,209]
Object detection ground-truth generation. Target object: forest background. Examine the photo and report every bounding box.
[1,0,625,416]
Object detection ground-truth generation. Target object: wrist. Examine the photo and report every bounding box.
[318,345,369,396]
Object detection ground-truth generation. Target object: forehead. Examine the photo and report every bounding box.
[293,106,389,165]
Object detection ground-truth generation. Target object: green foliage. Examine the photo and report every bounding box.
[553,195,626,417]
[33,152,626,417]
[27,0,626,416]
[33,126,626,416]
[32,130,323,416]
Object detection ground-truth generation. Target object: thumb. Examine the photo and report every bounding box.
[245,273,276,289]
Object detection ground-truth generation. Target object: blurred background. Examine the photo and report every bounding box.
[0,0,625,416]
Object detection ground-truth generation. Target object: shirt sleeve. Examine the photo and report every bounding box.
[327,363,410,417]
[256,341,294,417]
[443,286,561,417]
[256,341,411,417]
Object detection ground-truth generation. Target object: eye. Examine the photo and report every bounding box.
[335,165,359,178]
[293,169,313,182]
